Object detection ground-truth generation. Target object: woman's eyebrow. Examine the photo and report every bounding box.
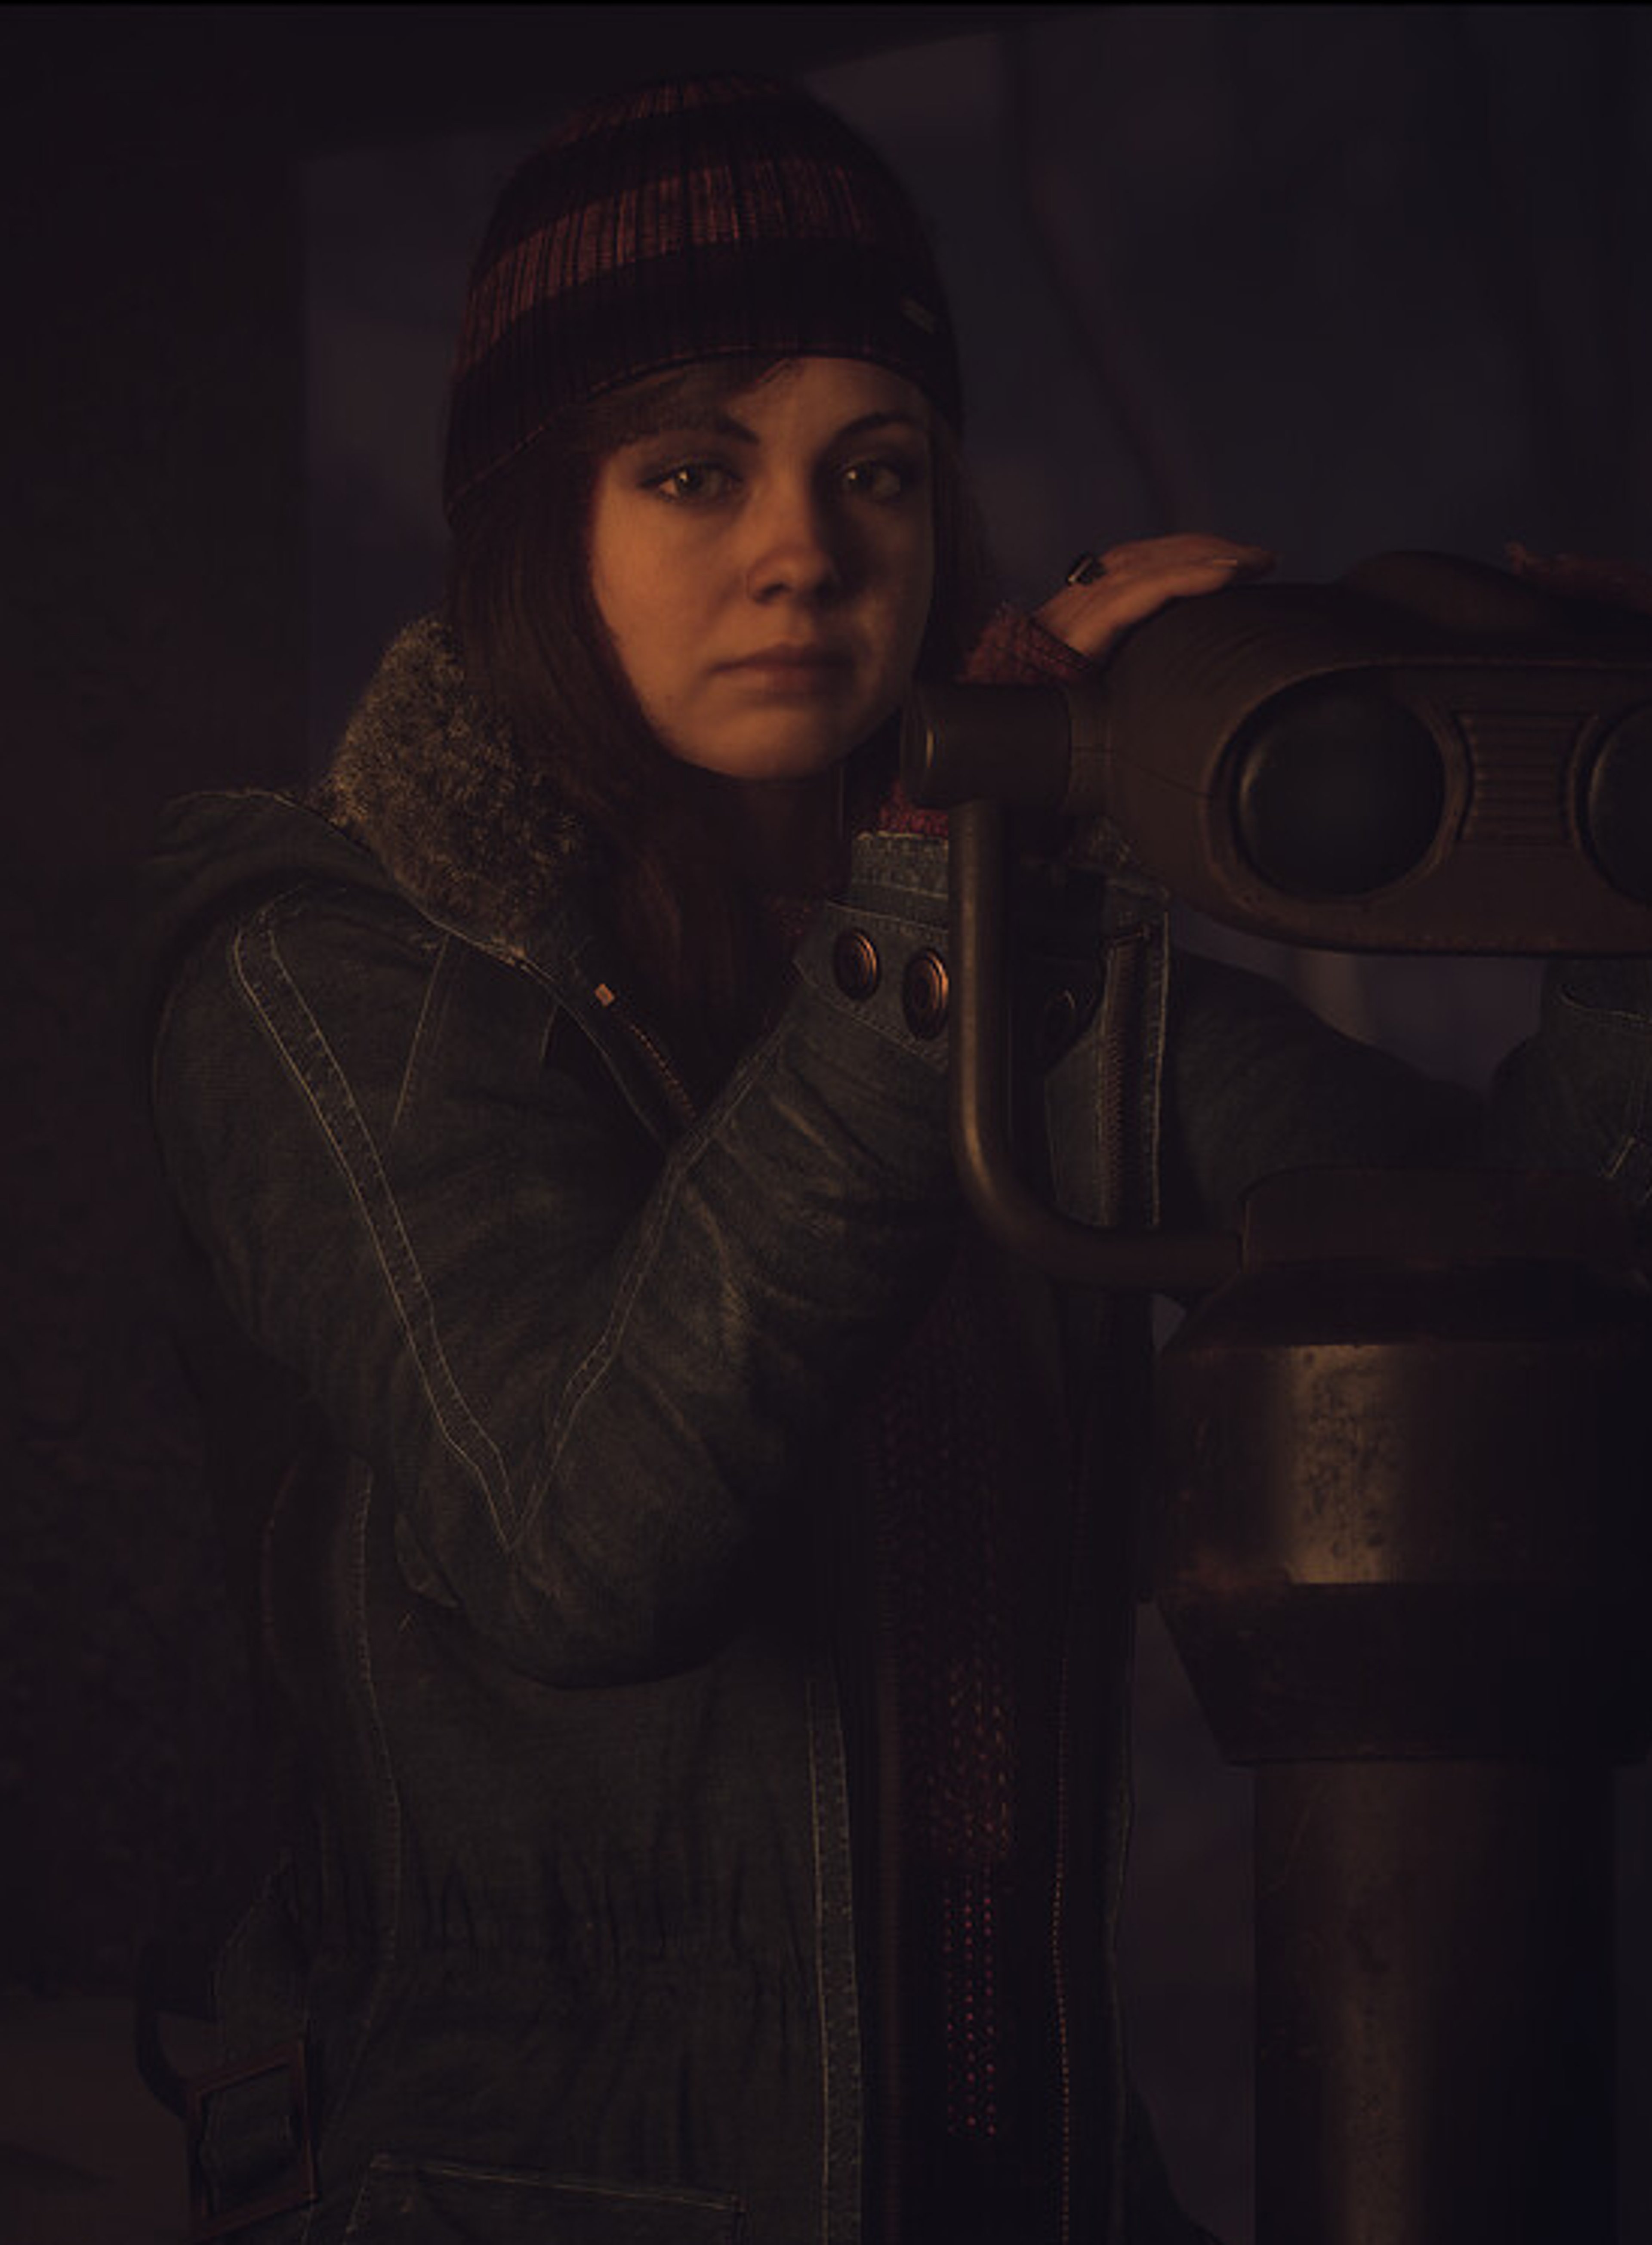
[831,410,928,443]
[632,409,928,446]
[622,412,755,445]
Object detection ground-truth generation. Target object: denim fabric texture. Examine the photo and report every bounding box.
[138,659,1652,2244]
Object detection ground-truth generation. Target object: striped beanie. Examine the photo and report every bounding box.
[443,73,962,519]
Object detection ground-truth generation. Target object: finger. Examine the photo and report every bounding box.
[1038,544,1274,663]
[1095,533,1274,576]
[1505,542,1652,617]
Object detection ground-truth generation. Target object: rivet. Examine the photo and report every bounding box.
[833,928,881,1001]
[903,948,950,1039]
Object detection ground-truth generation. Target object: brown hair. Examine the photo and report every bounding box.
[446,356,994,1089]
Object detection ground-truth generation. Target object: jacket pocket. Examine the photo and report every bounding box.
[341,2154,744,2242]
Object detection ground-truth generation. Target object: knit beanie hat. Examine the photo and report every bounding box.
[443,73,963,520]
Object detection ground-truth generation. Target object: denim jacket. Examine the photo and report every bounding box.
[136,622,1652,2245]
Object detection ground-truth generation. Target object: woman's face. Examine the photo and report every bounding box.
[588,357,936,781]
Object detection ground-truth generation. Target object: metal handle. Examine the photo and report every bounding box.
[949,799,1239,1293]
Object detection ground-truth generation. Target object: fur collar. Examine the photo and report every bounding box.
[312,616,590,947]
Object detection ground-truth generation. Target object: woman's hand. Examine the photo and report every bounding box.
[1032,532,1276,665]
[1504,542,1652,619]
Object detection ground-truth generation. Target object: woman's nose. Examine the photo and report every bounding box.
[744,483,845,602]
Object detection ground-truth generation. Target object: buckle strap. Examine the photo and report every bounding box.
[185,2040,317,2242]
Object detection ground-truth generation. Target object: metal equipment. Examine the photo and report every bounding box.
[903,551,1652,2245]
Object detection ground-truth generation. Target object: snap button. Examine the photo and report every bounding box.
[833,928,881,1001]
[902,948,950,1039]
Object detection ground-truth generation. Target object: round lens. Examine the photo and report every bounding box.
[1583,705,1652,905]
[1234,682,1447,897]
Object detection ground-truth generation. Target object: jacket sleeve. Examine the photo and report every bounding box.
[1164,931,1652,1237]
[1160,948,1483,1227]
[1162,945,1652,1237]
[151,837,959,1687]
[1484,956,1652,1238]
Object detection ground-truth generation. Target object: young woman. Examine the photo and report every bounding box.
[138,73,1649,2245]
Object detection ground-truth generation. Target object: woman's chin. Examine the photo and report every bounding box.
[673,719,860,785]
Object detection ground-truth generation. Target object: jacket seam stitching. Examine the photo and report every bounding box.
[319,1466,406,2154]
[530,1035,777,1529]
[230,908,518,1542]
[391,933,453,1135]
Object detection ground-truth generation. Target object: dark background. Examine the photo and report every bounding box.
[2,6,1648,2239]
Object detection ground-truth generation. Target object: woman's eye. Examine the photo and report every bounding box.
[647,461,737,503]
[841,457,923,502]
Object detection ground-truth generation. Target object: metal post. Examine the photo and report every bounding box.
[1155,1168,1652,2245]
[1255,1761,1615,2245]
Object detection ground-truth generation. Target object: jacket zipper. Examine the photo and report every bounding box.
[361,893,705,1138]
[1051,923,1146,2245]
[592,980,700,1131]
[1096,925,1148,1203]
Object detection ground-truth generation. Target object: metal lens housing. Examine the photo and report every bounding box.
[1582,703,1652,905]
[1233,680,1448,898]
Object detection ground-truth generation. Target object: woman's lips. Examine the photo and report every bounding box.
[723,645,849,668]
[718,647,851,692]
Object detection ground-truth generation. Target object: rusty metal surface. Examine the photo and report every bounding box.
[1256,1763,1614,2245]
